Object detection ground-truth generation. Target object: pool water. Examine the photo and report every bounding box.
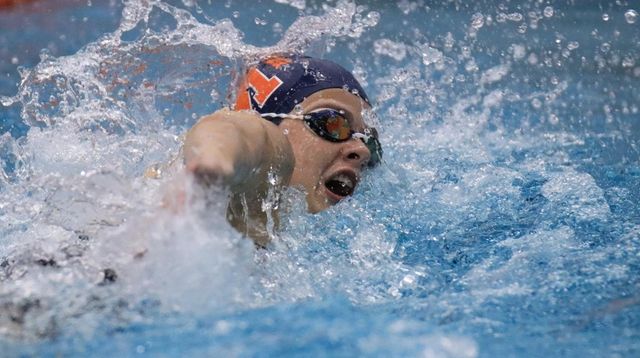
[1,0,639,356]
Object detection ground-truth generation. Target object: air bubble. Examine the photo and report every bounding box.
[543,6,554,18]
[567,41,579,50]
[602,13,610,21]
[625,9,638,24]
[254,17,268,26]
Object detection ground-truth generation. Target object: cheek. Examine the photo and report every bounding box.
[286,127,334,186]
[288,126,321,165]
[298,138,334,172]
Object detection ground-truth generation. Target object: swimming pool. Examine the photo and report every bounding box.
[1,0,639,356]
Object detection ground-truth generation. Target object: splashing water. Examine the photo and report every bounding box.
[1,0,639,356]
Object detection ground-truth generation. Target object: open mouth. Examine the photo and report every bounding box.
[324,171,357,199]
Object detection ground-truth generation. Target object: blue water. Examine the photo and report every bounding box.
[1,0,639,357]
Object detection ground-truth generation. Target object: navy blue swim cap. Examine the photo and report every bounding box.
[234,54,369,121]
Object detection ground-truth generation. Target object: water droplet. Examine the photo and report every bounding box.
[373,39,407,61]
[0,95,15,106]
[602,13,610,21]
[471,13,484,29]
[625,9,638,24]
[531,98,542,109]
[512,44,526,60]
[210,89,219,101]
[622,56,635,68]
[508,12,523,22]
[366,11,380,26]
[517,23,527,33]
[543,6,554,18]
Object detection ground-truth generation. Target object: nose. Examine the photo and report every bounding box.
[341,138,371,167]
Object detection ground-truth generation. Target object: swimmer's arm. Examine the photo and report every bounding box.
[183,108,294,191]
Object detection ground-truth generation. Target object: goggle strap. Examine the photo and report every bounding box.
[260,113,304,120]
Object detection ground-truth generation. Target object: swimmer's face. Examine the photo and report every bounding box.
[280,88,373,213]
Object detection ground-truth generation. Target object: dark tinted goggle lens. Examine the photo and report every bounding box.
[303,109,382,168]
[362,127,382,168]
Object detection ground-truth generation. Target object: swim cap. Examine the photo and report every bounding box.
[234,54,369,123]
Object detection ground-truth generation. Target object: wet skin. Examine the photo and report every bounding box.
[183,88,374,242]
[281,88,372,213]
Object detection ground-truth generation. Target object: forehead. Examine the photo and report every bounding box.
[300,88,366,114]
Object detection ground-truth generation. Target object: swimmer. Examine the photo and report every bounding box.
[181,54,382,245]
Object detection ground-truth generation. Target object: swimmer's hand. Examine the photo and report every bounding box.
[183,108,294,192]
[185,140,236,188]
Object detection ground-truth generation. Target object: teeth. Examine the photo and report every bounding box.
[334,174,354,189]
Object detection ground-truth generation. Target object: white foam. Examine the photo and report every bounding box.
[542,168,611,221]
[463,226,578,302]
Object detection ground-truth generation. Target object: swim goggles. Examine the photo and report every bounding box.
[261,109,382,168]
